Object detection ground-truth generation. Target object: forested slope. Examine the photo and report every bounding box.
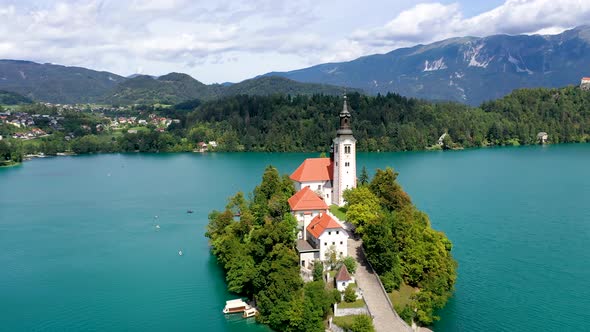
[186,86,590,152]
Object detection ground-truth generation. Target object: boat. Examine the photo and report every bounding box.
[222,299,250,314]
[242,307,257,318]
[187,210,194,214]
[178,250,183,256]
[155,224,160,229]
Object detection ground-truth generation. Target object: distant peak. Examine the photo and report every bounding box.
[159,72,194,80]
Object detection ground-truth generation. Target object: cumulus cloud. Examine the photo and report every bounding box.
[0,0,589,82]
[350,0,590,54]
[0,0,321,80]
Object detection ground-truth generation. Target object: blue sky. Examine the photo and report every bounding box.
[0,0,588,83]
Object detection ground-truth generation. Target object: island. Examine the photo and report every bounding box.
[206,97,457,332]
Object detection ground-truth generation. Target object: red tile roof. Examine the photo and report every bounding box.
[290,158,333,182]
[288,187,329,211]
[582,77,590,81]
[336,264,352,281]
[306,213,343,239]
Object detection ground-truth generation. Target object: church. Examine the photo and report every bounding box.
[288,96,356,269]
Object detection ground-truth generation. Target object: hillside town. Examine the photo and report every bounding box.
[0,109,180,141]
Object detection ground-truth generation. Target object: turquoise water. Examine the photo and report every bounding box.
[1,145,589,331]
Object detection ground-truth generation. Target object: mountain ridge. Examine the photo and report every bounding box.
[264,25,590,105]
[0,60,357,105]
[2,26,590,105]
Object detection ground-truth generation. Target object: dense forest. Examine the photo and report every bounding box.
[2,86,590,165]
[345,168,457,325]
[206,167,343,332]
[186,86,590,151]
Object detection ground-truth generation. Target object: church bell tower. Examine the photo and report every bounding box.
[332,95,356,206]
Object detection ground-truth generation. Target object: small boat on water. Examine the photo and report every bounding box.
[187,210,194,214]
[223,299,250,314]
[155,224,160,229]
[178,250,183,256]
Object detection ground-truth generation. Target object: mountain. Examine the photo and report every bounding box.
[0,60,125,104]
[102,73,355,105]
[0,90,33,105]
[0,60,356,105]
[103,72,222,105]
[264,26,590,105]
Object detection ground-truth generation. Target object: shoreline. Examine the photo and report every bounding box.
[3,141,586,167]
[0,161,21,168]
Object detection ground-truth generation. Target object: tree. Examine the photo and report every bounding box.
[343,187,381,235]
[369,167,411,212]
[0,140,11,161]
[341,256,357,274]
[359,166,369,185]
[343,284,357,303]
[324,245,340,270]
[442,133,454,150]
[312,261,324,282]
[331,289,342,304]
[350,314,375,332]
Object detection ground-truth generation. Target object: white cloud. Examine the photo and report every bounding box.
[349,0,590,56]
[0,0,589,83]
[130,0,188,12]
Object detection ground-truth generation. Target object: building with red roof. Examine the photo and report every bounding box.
[288,186,329,240]
[290,158,333,204]
[582,77,590,91]
[290,96,355,269]
[288,186,329,212]
[290,158,333,182]
[305,213,348,262]
[289,96,357,207]
[335,264,354,291]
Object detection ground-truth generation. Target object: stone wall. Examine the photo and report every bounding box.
[334,303,370,317]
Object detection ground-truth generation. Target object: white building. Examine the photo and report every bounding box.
[291,96,355,268]
[306,213,348,261]
[289,96,357,207]
[290,158,333,204]
[335,264,354,292]
[296,212,349,270]
[332,96,356,206]
[288,186,328,240]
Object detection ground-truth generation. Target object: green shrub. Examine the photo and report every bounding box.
[344,284,357,303]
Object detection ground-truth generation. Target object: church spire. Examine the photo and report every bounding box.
[337,95,353,135]
[332,94,356,206]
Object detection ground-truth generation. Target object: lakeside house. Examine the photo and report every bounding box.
[537,132,548,144]
[289,97,356,269]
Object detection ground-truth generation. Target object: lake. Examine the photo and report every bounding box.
[1,144,589,331]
